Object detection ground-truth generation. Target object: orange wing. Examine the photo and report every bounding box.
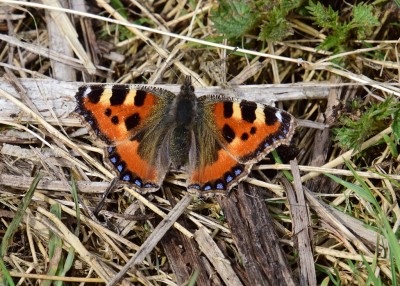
[75,85,175,192]
[187,97,296,195]
[210,100,296,163]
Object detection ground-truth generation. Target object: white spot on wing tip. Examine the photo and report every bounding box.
[83,87,92,98]
[275,111,283,122]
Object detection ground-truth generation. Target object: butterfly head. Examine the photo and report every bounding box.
[179,76,195,99]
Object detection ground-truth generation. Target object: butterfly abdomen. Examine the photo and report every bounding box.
[169,126,191,168]
[168,92,197,167]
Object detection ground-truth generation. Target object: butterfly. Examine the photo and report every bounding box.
[75,77,296,196]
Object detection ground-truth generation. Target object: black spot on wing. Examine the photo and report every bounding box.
[222,124,235,143]
[104,108,112,117]
[223,101,233,118]
[135,90,146,106]
[250,126,257,134]
[241,133,249,141]
[125,113,140,130]
[240,101,257,123]
[111,116,119,125]
[264,106,278,126]
[110,85,129,106]
[87,87,103,104]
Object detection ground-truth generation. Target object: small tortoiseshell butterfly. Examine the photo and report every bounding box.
[75,77,296,196]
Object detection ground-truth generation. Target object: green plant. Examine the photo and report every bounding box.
[334,97,400,151]
[211,0,301,41]
[211,0,260,39]
[306,2,380,53]
[325,161,400,284]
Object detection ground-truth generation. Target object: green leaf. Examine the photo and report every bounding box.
[259,7,293,42]
[306,1,380,53]
[0,174,42,285]
[271,150,293,180]
[325,173,378,207]
[211,0,260,39]
[392,108,400,144]
[0,174,42,257]
[383,134,398,157]
[188,269,200,286]
[110,0,128,19]
[43,204,63,286]
[361,254,383,286]
[352,3,380,39]
[318,26,349,51]
[326,162,400,278]
[0,257,14,286]
[306,2,339,30]
[315,264,341,285]
[280,0,302,12]
[70,176,81,236]
[334,97,400,151]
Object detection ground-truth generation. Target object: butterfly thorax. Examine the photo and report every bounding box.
[168,80,197,168]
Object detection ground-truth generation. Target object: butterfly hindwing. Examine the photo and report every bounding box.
[188,146,251,195]
[75,85,176,192]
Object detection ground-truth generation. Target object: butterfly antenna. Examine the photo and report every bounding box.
[185,75,192,85]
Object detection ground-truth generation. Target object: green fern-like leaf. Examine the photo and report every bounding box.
[306,2,339,30]
[258,0,301,42]
[319,24,350,52]
[259,7,293,42]
[351,3,380,39]
[212,0,301,42]
[307,2,380,53]
[280,0,302,11]
[334,97,400,151]
[211,0,260,39]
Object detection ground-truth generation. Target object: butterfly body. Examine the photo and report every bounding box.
[167,82,197,168]
[75,77,296,196]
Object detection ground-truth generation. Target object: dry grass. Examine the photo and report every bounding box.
[0,1,399,285]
